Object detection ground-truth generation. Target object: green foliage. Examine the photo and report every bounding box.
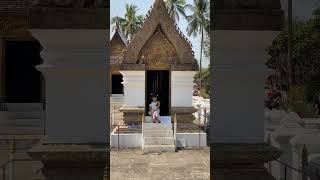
[186,0,210,86]
[266,8,320,86]
[305,73,320,103]
[203,33,210,58]
[164,0,187,22]
[111,4,144,41]
[199,88,209,99]
[194,66,210,98]
[285,86,318,118]
[185,0,210,37]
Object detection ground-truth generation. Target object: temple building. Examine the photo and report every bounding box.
[0,0,199,153]
[110,0,198,128]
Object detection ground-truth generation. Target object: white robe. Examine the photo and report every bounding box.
[149,101,160,121]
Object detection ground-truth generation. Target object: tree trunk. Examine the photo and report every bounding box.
[200,26,204,89]
[288,0,295,88]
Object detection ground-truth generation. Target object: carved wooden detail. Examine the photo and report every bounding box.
[138,26,178,69]
[121,0,197,71]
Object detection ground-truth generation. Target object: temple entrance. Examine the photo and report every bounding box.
[4,41,42,103]
[146,70,170,116]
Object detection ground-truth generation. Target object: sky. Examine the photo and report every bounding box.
[110,0,210,67]
[280,0,320,21]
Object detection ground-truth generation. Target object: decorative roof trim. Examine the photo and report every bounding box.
[121,0,197,70]
[110,17,128,45]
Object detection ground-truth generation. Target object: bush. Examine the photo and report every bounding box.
[286,86,318,118]
[199,88,210,99]
[305,73,320,103]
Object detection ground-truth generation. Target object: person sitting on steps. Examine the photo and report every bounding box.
[149,93,161,123]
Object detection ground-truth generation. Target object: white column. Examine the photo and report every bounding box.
[32,30,108,144]
[212,30,278,143]
[171,71,196,107]
[120,71,145,107]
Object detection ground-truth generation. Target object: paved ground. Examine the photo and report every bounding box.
[111,148,210,180]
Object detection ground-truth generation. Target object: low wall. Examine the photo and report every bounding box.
[176,133,207,148]
[110,132,142,148]
[110,132,207,148]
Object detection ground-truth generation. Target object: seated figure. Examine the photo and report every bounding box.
[149,93,160,123]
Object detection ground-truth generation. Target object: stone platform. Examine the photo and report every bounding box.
[111,148,209,180]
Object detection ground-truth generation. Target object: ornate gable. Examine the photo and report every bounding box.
[110,20,127,66]
[121,0,198,71]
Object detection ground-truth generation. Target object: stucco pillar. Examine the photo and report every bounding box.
[0,38,3,97]
[28,29,108,180]
[120,71,145,107]
[171,71,195,107]
[119,71,145,125]
[171,71,197,125]
[211,30,282,180]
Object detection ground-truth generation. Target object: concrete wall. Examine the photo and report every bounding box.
[120,71,145,107]
[110,132,207,148]
[171,71,196,107]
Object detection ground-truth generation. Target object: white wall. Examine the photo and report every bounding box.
[120,71,145,107]
[32,29,108,144]
[211,30,278,144]
[171,71,196,107]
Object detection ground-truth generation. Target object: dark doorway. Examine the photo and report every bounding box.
[146,70,170,116]
[111,74,123,94]
[5,41,42,103]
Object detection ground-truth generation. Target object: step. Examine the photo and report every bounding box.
[7,103,43,111]
[8,111,43,119]
[143,129,173,137]
[0,118,43,127]
[144,137,174,145]
[143,123,172,130]
[0,126,44,135]
[143,144,175,153]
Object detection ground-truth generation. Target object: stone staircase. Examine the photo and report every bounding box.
[0,103,45,135]
[142,122,175,153]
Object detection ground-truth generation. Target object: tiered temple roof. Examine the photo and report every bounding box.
[110,18,127,67]
[120,0,198,71]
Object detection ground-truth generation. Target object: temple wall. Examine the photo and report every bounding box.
[171,71,196,107]
[32,29,108,143]
[120,71,145,107]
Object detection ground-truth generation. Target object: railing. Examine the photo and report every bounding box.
[0,138,42,180]
[269,159,315,180]
[1,159,41,180]
[112,110,211,150]
[0,98,8,111]
[173,113,177,151]
[115,124,142,150]
[141,113,144,152]
[266,143,316,180]
[174,123,209,149]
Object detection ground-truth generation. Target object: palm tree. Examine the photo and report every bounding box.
[111,4,144,41]
[164,0,187,22]
[186,0,209,88]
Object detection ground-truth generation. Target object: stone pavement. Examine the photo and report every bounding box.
[111,148,210,180]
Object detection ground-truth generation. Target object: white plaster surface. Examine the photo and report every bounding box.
[171,71,196,107]
[32,29,108,143]
[120,71,145,107]
[211,30,278,143]
[110,133,207,148]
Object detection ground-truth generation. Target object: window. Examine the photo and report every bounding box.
[111,74,123,94]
